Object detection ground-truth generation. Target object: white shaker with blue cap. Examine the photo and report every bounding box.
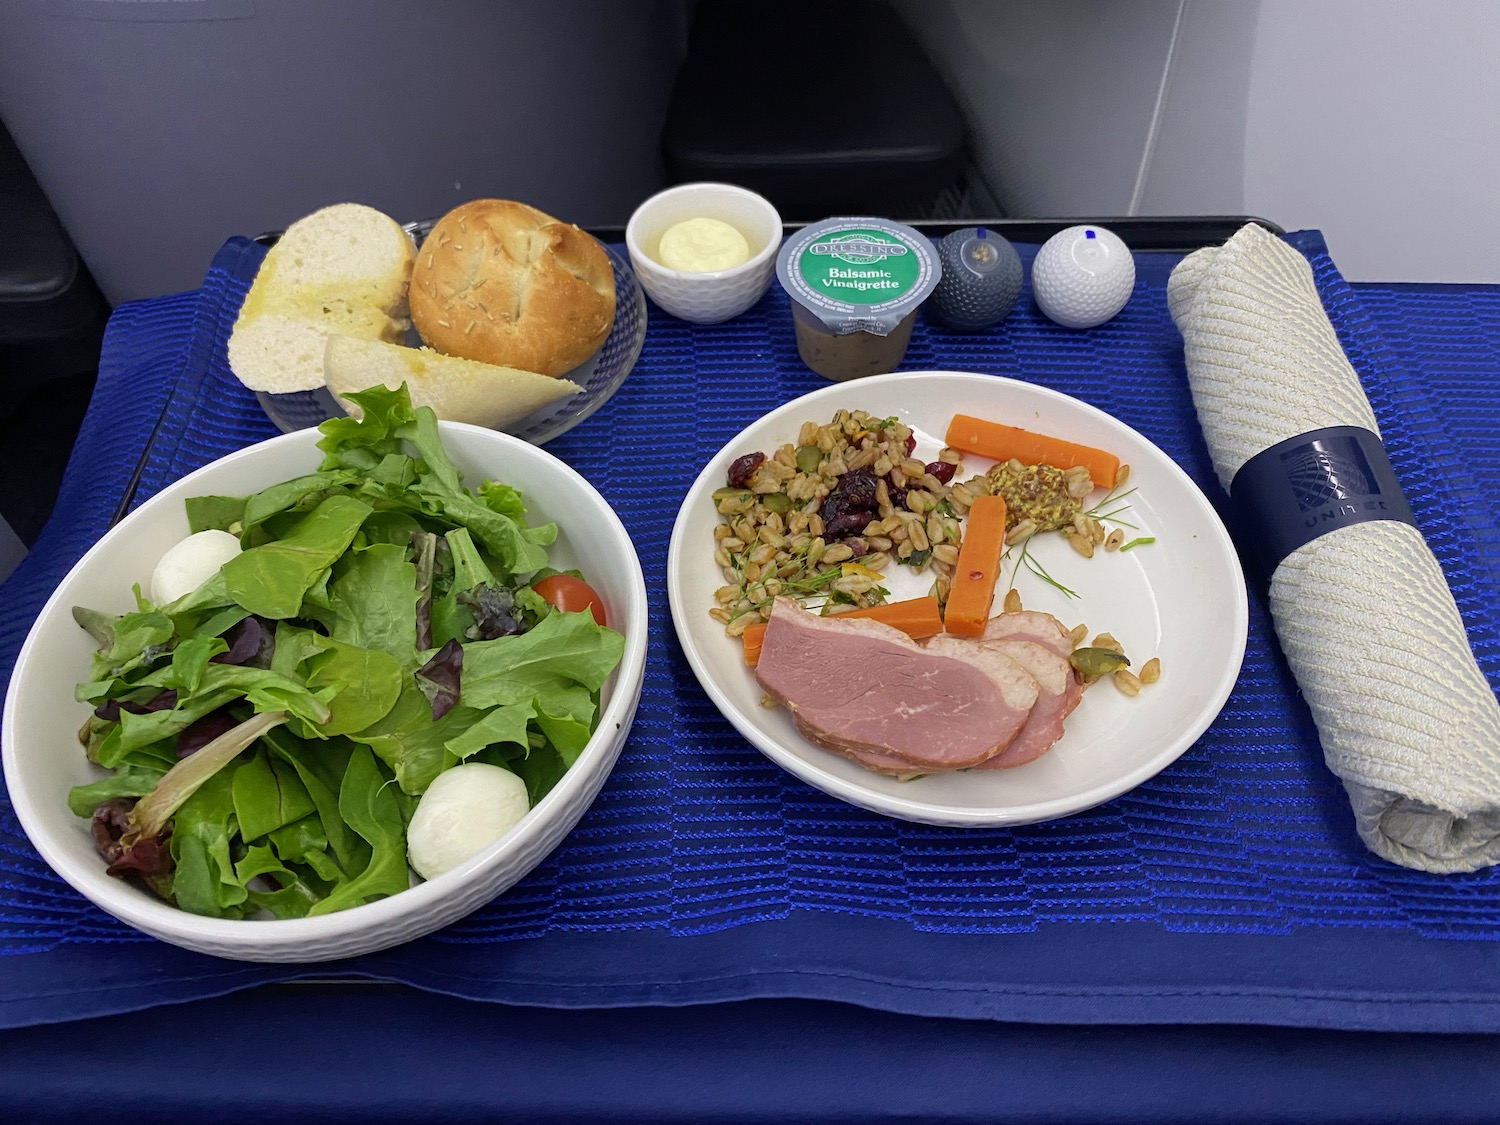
[1032,224,1136,329]
[929,227,1024,330]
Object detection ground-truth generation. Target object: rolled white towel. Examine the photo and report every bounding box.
[1168,223,1500,872]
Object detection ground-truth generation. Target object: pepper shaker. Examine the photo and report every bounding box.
[929,227,1024,330]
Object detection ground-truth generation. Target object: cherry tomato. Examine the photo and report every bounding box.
[533,575,607,627]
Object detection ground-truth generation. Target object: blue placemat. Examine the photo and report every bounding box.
[1,231,1498,1031]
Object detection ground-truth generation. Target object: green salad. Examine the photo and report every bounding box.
[70,385,625,919]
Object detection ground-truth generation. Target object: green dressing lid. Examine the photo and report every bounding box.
[776,217,942,335]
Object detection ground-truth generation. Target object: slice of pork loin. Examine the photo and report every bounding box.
[981,610,1075,658]
[838,636,1082,776]
[973,639,1082,769]
[844,637,1082,775]
[785,642,1042,774]
[755,598,1038,771]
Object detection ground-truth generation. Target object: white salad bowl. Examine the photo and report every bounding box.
[2,424,648,962]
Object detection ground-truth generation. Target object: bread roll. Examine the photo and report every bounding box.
[409,200,615,377]
[228,203,414,393]
[324,335,581,429]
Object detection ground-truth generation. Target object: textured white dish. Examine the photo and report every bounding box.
[3,424,648,962]
[667,371,1247,828]
[625,182,781,324]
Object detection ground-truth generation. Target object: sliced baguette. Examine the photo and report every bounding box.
[228,203,415,393]
[324,335,581,429]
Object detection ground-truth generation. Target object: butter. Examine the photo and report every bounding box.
[656,217,752,272]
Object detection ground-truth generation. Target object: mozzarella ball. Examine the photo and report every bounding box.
[150,529,242,606]
[407,763,530,881]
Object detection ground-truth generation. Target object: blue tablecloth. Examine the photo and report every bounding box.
[2,231,1499,1033]
[7,985,1500,1125]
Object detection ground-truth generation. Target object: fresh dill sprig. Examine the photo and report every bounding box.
[1086,485,1146,535]
[1089,506,1138,527]
[1086,485,1137,519]
[1004,534,1079,600]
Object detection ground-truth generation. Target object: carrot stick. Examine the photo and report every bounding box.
[739,595,945,666]
[943,494,1007,637]
[742,622,767,666]
[946,414,1120,489]
[834,595,945,636]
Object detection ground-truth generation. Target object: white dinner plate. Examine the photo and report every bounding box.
[666,371,1248,827]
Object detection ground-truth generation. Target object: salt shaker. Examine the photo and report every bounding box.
[1032,225,1135,329]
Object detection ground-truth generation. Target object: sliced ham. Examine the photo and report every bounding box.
[836,746,937,776]
[980,610,1076,659]
[837,636,1080,776]
[973,639,1082,769]
[755,598,1038,772]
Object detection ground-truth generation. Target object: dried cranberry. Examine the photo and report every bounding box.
[904,434,917,457]
[925,460,956,484]
[835,468,879,509]
[727,452,765,489]
[820,491,851,522]
[824,511,871,540]
[888,486,908,510]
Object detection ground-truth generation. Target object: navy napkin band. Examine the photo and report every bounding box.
[1229,425,1416,576]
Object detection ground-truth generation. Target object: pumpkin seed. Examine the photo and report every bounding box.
[1069,647,1131,677]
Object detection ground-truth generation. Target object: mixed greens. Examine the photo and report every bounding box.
[70,385,624,919]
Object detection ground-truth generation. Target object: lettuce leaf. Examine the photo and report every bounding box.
[306,745,412,916]
[232,747,316,842]
[262,729,367,877]
[236,844,327,919]
[221,494,373,619]
[240,470,362,537]
[459,609,624,709]
[67,764,167,819]
[185,495,247,535]
[321,543,420,668]
[168,769,249,919]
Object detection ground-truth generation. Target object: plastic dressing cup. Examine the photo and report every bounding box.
[775,218,941,381]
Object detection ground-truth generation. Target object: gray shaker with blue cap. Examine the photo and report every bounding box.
[929,227,1024,330]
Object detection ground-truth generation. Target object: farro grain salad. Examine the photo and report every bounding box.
[711,407,1163,778]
